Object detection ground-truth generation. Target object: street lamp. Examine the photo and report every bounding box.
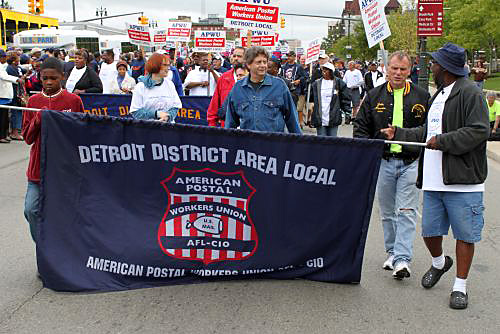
[96,6,107,25]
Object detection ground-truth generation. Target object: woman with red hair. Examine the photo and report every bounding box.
[130,53,181,122]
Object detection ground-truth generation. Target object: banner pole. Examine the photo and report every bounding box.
[305,63,313,124]
[0,105,41,112]
[383,140,427,147]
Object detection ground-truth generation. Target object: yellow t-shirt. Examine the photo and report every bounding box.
[390,88,404,153]
[488,100,500,122]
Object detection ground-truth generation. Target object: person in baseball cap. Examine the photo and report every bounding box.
[30,47,42,59]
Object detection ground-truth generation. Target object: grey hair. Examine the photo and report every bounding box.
[244,46,269,65]
[388,51,412,67]
[486,91,496,98]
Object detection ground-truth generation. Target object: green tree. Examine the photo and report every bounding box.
[350,22,378,60]
[322,29,337,53]
[448,0,499,51]
[385,4,418,55]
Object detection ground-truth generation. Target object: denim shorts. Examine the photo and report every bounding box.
[422,191,485,243]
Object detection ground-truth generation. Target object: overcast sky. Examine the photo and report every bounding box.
[7,0,352,42]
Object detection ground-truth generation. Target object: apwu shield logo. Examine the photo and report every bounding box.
[158,168,258,265]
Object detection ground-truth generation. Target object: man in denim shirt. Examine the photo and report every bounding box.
[225,47,302,134]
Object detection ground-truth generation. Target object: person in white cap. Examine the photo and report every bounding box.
[310,62,351,137]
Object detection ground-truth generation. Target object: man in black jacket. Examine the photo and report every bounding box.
[281,51,307,106]
[364,62,384,91]
[381,43,489,310]
[354,51,430,281]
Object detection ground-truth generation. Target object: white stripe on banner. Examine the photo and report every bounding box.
[181,195,192,258]
[227,197,237,259]
[242,211,251,257]
[166,202,175,255]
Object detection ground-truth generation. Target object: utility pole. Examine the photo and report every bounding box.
[417,37,429,92]
[72,0,76,22]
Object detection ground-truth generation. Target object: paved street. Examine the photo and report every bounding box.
[1,125,500,333]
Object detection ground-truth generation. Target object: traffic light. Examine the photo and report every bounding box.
[36,0,44,15]
[28,0,35,14]
[138,16,149,25]
[280,16,285,29]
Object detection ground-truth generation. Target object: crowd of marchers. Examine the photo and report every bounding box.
[0,41,496,311]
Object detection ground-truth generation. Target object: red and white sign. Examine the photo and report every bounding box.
[194,30,226,52]
[305,38,321,65]
[126,23,151,47]
[240,30,275,48]
[359,0,392,48]
[417,0,444,37]
[153,29,167,46]
[166,21,192,42]
[224,0,280,32]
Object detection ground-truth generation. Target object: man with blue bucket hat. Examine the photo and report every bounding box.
[381,43,490,309]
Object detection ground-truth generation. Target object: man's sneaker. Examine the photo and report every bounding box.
[421,256,453,289]
[392,261,411,280]
[450,291,468,309]
[382,255,394,270]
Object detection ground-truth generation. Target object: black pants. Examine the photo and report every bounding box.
[0,109,9,139]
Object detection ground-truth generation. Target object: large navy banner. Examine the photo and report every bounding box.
[80,93,210,126]
[38,111,383,292]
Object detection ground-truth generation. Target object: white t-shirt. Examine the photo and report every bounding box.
[130,79,182,116]
[320,79,334,126]
[99,61,118,94]
[65,66,86,93]
[343,69,364,89]
[422,81,484,192]
[183,67,216,96]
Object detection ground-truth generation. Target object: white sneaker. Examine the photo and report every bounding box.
[382,255,394,270]
[392,261,411,280]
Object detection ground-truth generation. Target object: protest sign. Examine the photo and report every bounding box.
[305,38,321,65]
[126,23,151,47]
[359,0,392,48]
[241,30,275,48]
[38,111,383,292]
[166,21,192,42]
[194,30,226,52]
[79,94,210,126]
[152,29,167,46]
[224,0,281,32]
[225,40,236,52]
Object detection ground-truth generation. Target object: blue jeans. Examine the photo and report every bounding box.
[24,181,40,243]
[377,158,419,265]
[316,126,339,137]
[10,109,22,130]
[422,191,484,243]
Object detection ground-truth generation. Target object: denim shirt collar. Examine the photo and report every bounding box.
[241,74,273,88]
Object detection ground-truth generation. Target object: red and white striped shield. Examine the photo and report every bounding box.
[158,168,258,265]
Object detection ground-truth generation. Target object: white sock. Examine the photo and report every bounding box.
[453,277,467,294]
[432,254,445,269]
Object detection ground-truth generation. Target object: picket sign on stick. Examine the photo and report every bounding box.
[247,29,252,47]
